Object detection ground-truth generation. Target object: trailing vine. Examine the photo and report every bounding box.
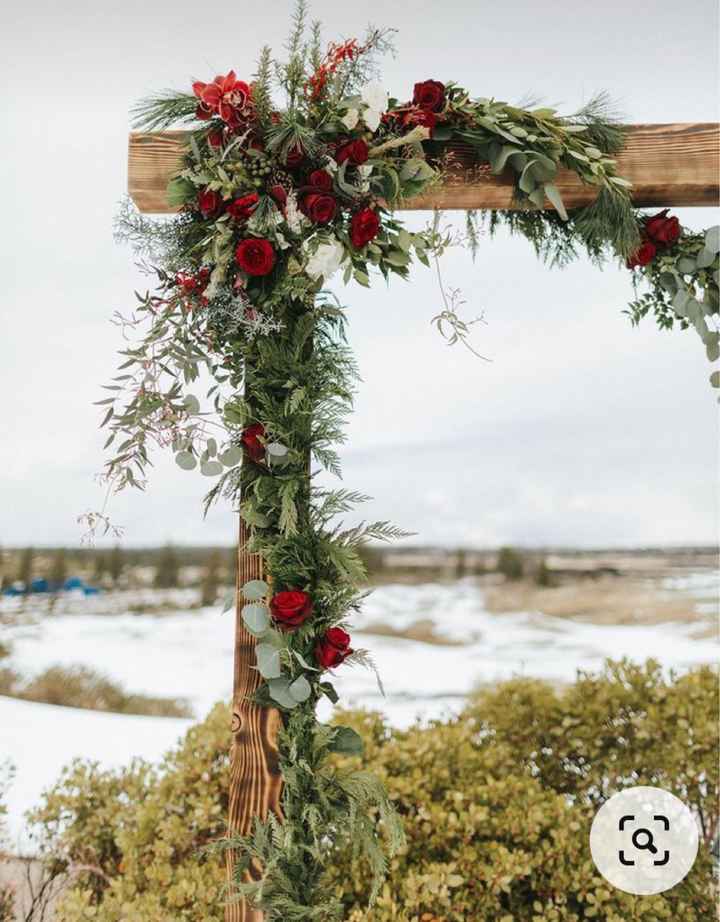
[94,3,719,917]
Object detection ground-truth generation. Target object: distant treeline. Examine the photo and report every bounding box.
[1,543,714,598]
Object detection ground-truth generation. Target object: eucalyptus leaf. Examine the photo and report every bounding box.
[219,446,242,466]
[677,257,697,275]
[289,675,312,703]
[518,161,538,194]
[293,650,319,672]
[200,460,223,476]
[221,589,235,614]
[672,290,690,316]
[706,338,720,363]
[695,247,715,269]
[489,144,519,175]
[268,678,298,709]
[175,451,197,471]
[184,394,200,415]
[242,603,270,636]
[256,643,282,679]
[544,183,568,221]
[705,226,720,254]
[710,371,720,388]
[267,442,289,457]
[242,579,269,600]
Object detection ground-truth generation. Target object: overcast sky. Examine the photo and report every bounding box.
[1,0,718,549]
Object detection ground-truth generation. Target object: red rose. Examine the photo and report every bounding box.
[241,423,265,462]
[197,189,221,217]
[350,208,381,248]
[303,193,337,225]
[193,71,252,127]
[308,169,333,191]
[270,590,313,629]
[336,138,369,166]
[315,627,352,669]
[644,210,681,246]
[226,192,259,221]
[402,108,437,135]
[285,144,305,168]
[235,238,276,276]
[269,184,288,206]
[412,80,446,112]
[626,241,657,269]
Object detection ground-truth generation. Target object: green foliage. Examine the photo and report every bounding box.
[534,558,555,587]
[0,665,192,717]
[626,226,720,373]
[497,546,524,581]
[154,544,180,589]
[30,662,717,922]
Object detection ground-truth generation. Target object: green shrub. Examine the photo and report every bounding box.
[0,764,16,922]
[29,661,717,922]
[497,546,524,581]
[1,665,192,717]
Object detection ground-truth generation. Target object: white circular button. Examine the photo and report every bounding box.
[590,786,699,895]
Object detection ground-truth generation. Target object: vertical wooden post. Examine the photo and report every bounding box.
[225,518,283,922]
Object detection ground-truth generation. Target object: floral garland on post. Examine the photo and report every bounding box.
[97,4,719,917]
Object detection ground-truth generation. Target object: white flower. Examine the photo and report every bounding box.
[361,83,388,132]
[305,238,345,281]
[341,108,360,130]
[285,192,306,234]
[362,82,388,112]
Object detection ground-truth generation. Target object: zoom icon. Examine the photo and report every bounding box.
[590,786,699,895]
[618,815,669,866]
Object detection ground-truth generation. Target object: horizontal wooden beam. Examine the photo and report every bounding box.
[128,122,719,214]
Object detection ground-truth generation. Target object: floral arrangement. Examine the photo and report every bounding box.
[98,3,719,918]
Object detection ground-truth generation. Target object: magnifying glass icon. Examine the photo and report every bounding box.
[631,828,658,854]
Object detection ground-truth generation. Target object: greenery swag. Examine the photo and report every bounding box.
[95,4,719,918]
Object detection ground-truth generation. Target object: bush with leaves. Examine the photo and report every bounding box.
[30,661,717,921]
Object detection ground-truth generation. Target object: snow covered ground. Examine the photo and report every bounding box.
[1,575,717,851]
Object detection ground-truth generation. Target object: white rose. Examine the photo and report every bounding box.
[305,238,345,281]
[361,83,388,132]
[361,82,388,113]
[341,108,360,130]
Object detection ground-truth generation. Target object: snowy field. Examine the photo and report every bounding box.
[1,574,717,851]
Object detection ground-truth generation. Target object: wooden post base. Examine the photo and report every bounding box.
[225,520,283,922]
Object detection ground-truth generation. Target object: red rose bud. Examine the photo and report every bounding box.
[627,241,657,269]
[269,184,288,206]
[285,143,305,168]
[350,208,381,248]
[240,423,265,462]
[644,210,681,246]
[303,193,337,225]
[308,169,333,191]
[197,188,221,217]
[336,138,369,166]
[226,192,259,221]
[315,627,352,669]
[270,590,313,630]
[235,238,276,276]
[175,273,197,293]
[207,129,224,148]
[412,79,446,112]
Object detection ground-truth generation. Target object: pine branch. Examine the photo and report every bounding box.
[131,91,199,131]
